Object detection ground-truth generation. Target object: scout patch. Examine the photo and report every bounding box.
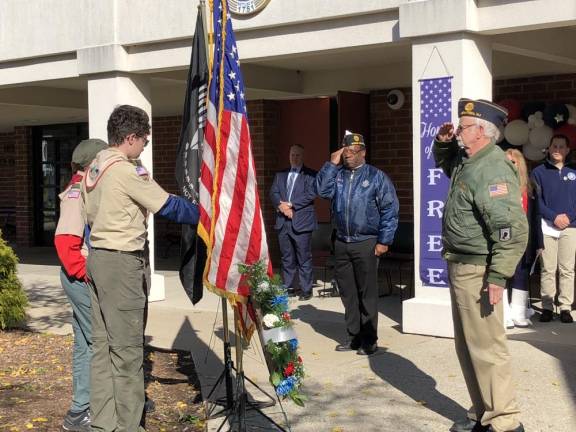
[499,227,511,241]
[362,180,370,188]
[489,183,508,197]
[67,184,81,199]
[136,166,148,177]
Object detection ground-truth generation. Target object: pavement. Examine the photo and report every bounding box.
[15,248,576,432]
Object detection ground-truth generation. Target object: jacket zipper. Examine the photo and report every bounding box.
[346,170,355,238]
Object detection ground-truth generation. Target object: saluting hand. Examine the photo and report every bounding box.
[330,148,344,165]
[437,122,455,142]
[487,283,504,305]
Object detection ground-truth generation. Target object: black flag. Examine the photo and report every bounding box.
[175,7,208,305]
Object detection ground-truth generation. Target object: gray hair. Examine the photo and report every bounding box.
[475,118,501,142]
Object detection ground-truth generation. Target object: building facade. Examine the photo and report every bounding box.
[2,0,576,334]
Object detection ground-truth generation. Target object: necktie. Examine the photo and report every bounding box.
[287,169,298,201]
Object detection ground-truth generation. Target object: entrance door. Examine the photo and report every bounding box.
[32,124,88,245]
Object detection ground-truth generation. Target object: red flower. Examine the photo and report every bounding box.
[283,362,295,377]
[282,312,291,321]
[297,356,303,364]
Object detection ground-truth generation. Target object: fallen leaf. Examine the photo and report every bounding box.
[25,423,34,429]
[417,400,428,405]
[32,418,48,423]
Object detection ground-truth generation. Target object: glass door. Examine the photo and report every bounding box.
[32,124,88,245]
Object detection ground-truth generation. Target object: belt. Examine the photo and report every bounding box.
[92,247,146,258]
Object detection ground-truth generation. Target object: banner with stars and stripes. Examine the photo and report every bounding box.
[419,76,452,287]
[198,0,271,339]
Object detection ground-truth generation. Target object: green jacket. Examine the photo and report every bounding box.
[433,138,528,287]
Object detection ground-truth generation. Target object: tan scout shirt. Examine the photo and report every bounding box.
[55,173,88,257]
[82,147,169,251]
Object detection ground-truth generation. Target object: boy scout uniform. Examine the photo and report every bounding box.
[434,99,528,432]
[82,147,168,432]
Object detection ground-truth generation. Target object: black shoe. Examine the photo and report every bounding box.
[298,292,312,301]
[62,409,90,432]
[335,337,361,352]
[560,310,574,323]
[144,396,156,413]
[450,419,489,432]
[539,309,553,322]
[357,343,378,356]
[488,423,524,432]
[286,288,297,297]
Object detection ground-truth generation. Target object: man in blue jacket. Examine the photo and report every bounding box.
[317,132,399,355]
[270,144,318,300]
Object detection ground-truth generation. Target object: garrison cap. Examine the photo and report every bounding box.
[72,139,108,167]
[458,98,508,129]
[341,131,365,148]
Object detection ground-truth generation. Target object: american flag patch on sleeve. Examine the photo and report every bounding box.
[489,183,508,197]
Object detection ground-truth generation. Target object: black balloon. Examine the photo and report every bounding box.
[543,103,569,129]
[521,101,545,121]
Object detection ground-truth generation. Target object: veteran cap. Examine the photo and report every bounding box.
[341,130,365,148]
[458,98,508,129]
[72,139,108,167]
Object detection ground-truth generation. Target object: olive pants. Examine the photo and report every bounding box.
[87,249,148,432]
[448,262,521,432]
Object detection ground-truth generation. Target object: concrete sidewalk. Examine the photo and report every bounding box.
[18,261,576,432]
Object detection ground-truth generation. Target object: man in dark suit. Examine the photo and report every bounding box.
[270,144,318,300]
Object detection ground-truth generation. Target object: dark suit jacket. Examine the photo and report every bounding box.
[270,166,318,233]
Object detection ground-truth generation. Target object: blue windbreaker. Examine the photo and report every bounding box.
[316,162,399,244]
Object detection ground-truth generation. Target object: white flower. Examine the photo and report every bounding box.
[262,313,280,328]
[258,280,270,291]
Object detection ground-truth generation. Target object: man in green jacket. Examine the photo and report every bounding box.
[435,99,527,432]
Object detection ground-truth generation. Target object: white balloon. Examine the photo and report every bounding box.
[528,125,553,149]
[566,104,576,122]
[523,143,546,161]
[504,120,529,146]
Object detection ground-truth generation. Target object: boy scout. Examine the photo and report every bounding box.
[55,138,108,432]
[83,105,199,431]
[434,99,528,432]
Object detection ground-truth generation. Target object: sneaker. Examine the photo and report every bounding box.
[62,409,90,432]
[450,419,489,432]
[539,309,553,322]
[560,310,574,323]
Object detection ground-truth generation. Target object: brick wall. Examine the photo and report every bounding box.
[0,131,16,240]
[14,127,33,246]
[494,73,576,105]
[370,88,413,221]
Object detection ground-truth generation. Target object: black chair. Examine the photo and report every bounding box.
[311,223,339,297]
[379,221,414,301]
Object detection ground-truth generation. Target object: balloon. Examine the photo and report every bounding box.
[543,103,569,129]
[527,111,544,129]
[521,101,545,122]
[528,125,554,149]
[504,119,529,146]
[497,99,521,121]
[555,123,576,149]
[566,104,576,125]
[522,143,546,161]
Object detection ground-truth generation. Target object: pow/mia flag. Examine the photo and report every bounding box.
[175,7,208,305]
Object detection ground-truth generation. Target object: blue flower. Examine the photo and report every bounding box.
[288,338,298,351]
[270,294,288,308]
[275,376,297,396]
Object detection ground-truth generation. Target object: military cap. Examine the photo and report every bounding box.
[72,139,108,167]
[458,98,508,129]
[341,131,365,148]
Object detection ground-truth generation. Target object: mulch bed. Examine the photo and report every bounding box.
[0,330,205,431]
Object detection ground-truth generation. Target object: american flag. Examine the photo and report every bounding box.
[489,183,508,197]
[420,77,452,121]
[198,0,270,339]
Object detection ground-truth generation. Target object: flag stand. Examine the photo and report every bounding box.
[205,299,291,431]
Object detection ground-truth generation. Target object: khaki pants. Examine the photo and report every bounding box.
[540,228,576,312]
[87,249,148,432]
[448,262,520,432]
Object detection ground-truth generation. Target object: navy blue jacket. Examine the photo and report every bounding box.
[530,160,576,228]
[270,166,318,233]
[316,162,399,244]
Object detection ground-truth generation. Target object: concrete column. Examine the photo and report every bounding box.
[403,34,493,337]
[87,73,165,302]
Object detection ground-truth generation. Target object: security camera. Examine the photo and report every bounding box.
[387,89,405,110]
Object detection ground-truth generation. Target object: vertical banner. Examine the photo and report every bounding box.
[419,77,452,286]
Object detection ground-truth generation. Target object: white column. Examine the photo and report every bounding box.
[88,73,166,302]
[403,34,493,337]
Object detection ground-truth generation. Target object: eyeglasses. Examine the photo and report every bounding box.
[456,124,476,134]
[342,147,364,155]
